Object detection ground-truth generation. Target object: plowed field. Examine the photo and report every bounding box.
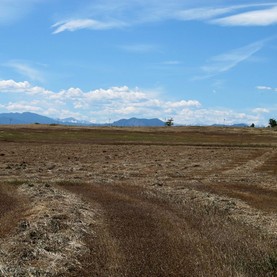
[0,125,276,276]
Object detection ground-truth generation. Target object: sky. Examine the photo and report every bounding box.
[0,0,277,125]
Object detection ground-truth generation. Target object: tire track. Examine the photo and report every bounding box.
[62,183,277,277]
[64,184,196,276]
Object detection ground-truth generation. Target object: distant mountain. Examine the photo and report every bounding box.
[231,123,249,127]
[112,117,165,127]
[0,113,165,126]
[0,112,95,126]
[0,112,57,124]
[212,123,249,128]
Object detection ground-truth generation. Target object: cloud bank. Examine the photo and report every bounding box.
[0,79,200,123]
[0,79,272,125]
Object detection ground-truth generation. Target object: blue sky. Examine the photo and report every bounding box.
[0,0,277,125]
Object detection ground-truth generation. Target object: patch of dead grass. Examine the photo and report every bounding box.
[0,182,29,238]
[0,181,97,276]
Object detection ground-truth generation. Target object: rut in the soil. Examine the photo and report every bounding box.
[62,183,277,277]
[64,184,196,277]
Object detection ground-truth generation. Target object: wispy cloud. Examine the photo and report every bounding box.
[213,6,277,26]
[195,40,266,79]
[256,85,277,92]
[3,61,45,82]
[175,7,235,21]
[52,19,126,34]
[158,2,277,27]
[51,2,277,33]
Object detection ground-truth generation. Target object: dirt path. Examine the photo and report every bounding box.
[62,183,277,277]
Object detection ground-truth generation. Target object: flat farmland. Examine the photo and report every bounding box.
[0,125,276,276]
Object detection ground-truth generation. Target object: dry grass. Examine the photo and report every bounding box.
[152,186,277,277]
[0,182,29,238]
[61,182,277,277]
[0,124,276,146]
[0,125,276,276]
[0,181,97,276]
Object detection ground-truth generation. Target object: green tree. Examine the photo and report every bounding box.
[165,118,174,127]
[250,123,255,128]
[269,118,277,128]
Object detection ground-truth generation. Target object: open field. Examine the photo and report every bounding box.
[0,125,276,276]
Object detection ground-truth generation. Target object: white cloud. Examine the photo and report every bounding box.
[213,6,277,26]
[0,79,200,122]
[166,100,201,108]
[0,79,52,96]
[6,102,42,112]
[0,79,31,91]
[174,108,261,126]
[175,7,235,21]
[114,106,137,115]
[52,19,126,34]
[256,85,273,90]
[256,85,277,92]
[252,108,270,113]
[0,79,273,125]
[85,86,149,102]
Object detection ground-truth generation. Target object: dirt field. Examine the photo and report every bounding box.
[0,125,276,276]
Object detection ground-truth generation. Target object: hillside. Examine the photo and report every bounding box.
[0,112,165,127]
[0,112,56,125]
[112,117,165,127]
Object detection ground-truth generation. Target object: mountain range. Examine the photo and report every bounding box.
[0,112,165,127]
[112,117,165,127]
[0,112,251,127]
[0,112,57,125]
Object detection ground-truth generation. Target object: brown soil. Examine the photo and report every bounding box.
[0,125,276,276]
[0,188,16,217]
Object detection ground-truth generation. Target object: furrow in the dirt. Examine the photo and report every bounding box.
[63,183,277,277]
[63,184,199,276]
